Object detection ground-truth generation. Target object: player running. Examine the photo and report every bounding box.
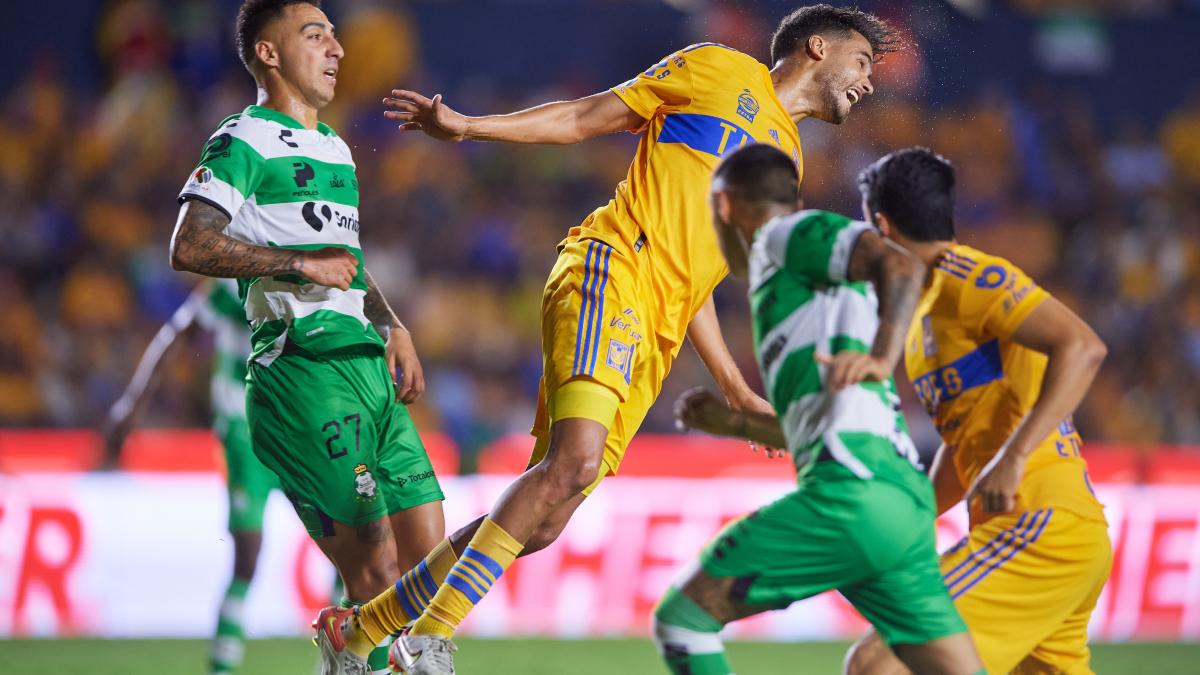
[105,279,276,675]
[169,2,445,673]
[844,147,1111,675]
[661,144,984,675]
[321,6,898,673]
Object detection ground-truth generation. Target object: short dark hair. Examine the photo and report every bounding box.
[770,5,899,65]
[858,147,956,242]
[235,0,321,72]
[713,143,800,207]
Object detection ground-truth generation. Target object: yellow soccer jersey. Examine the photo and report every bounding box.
[905,245,1105,525]
[582,43,802,345]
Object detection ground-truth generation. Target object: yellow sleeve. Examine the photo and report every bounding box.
[961,257,1050,340]
[610,47,696,127]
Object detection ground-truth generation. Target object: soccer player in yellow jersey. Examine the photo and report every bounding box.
[845,148,1112,675]
[310,6,900,673]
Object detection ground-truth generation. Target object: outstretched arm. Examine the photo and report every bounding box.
[687,295,774,415]
[818,231,925,388]
[102,285,207,466]
[967,297,1107,513]
[382,90,644,145]
[170,199,359,289]
[674,387,788,451]
[363,269,425,404]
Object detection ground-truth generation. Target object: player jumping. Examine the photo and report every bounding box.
[170,2,446,673]
[320,7,900,674]
[844,148,1111,674]
[662,144,984,675]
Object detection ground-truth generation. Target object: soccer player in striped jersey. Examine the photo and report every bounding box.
[661,144,984,675]
[105,279,275,675]
[169,3,445,673]
[336,7,898,672]
[845,149,1110,675]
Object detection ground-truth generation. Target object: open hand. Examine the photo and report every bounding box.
[726,390,783,458]
[383,90,469,142]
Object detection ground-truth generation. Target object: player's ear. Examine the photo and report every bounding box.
[874,212,892,238]
[255,40,280,70]
[805,35,827,62]
[712,190,733,225]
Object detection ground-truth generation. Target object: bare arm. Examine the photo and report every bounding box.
[929,443,967,516]
[364,269,426,404]
[383,89,644,145]
[102,285,207,465]
[675,387,788,451]
[967,297,1107,513]
[687,295,770,413]
[170,200,358,289]
[819,231,925,388]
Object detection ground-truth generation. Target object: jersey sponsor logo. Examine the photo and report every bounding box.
[302,201,359,233]
[912,339,1003,414]
[396,470,435,488]
[278,129,299,148]
[657,113,755,158]
[292,161,316,188]
[191,167,213,185]
[203,133,233,161]
[736,89,760,123]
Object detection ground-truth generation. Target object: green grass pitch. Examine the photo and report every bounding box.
[0,638,1195,674]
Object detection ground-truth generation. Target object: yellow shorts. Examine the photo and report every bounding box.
[940,508,1112,674]
[528,237,674,494]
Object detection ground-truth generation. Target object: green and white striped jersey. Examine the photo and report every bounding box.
[749,210,925,493]
[195,279,251,425]
[178,105,382,365]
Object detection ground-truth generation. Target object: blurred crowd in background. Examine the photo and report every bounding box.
[2,0,1198,467]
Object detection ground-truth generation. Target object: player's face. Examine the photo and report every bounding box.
[813,31,875,124]
[270,4,344,108]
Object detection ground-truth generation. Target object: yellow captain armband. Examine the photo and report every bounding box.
[548,378,620,429]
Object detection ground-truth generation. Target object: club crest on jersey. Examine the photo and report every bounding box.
[191,167,213,185]
[353,463,377,501]
[736,89,760,123]
[606,339,634,383]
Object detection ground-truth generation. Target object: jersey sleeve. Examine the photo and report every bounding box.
[959,255,1050,339]
[762,211,873,285]
[178,119,266,220]
[610,47,696,126]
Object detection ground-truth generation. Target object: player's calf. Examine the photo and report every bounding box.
[844,631,913,675]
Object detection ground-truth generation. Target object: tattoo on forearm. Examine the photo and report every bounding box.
[172,200,302,278]
[363,270,400,329]
[872,254,922,361]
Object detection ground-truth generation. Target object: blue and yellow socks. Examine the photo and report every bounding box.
[350,538,460,656]
[411,518,524,638]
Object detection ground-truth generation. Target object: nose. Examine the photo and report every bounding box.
[329,35,345,60]
[861,79,874,96]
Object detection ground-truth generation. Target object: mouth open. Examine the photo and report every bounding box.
[323,68,337,84]
[847,89,860,106]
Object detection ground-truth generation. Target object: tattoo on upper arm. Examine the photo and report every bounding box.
[173,199,302,278]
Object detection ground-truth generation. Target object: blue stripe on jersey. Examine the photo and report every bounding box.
[912,339,1003,413]
[573,243,597,375]
[577,243,604,375]
[943,250,978,268]
[587,246,613,376]
[941,258,975,275]
[658,113,755,158]
[937,263,969,280]
[951,510,1052,599]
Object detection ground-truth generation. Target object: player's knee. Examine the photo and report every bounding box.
[539,447,604,499]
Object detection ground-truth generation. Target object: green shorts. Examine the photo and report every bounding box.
[216,413,279,532]
[700,467,967,646]
[246,345,444,538]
